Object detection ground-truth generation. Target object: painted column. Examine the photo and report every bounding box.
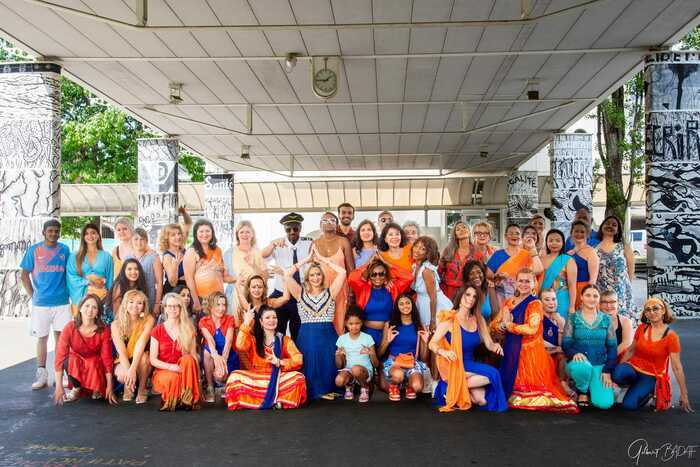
[506,171,538,228]
[137,138,179,245]
[204,172,234,252]
[0,63,61,317]
[644,51,700,317]
[549,133,593,233]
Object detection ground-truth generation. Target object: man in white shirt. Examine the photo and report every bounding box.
[261,212,312,340]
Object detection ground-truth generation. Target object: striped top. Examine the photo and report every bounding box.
[562,311,617,373]
[297,288,336,324]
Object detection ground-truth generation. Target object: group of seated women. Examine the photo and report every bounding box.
[51,214,692,414]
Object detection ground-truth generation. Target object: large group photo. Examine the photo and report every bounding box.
[1,1,700,465]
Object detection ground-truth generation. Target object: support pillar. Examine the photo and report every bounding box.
[204,172,235,252]
[137,138,179,245]
[644,51,700,317]
[506,171,538,227]
[0,63,62,317]
[549,133,593,233]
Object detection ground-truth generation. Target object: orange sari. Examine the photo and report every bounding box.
[435,310,472,412]
[486,248,534,302]
[152,355,201,411]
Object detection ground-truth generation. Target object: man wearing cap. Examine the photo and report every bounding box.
[261,213,312,340]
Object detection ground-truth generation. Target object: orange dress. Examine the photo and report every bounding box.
[379,245,414,274]
[318,248,348,335]
[491,298,578,413]
[150,324,201,411]
[225,321,307,410]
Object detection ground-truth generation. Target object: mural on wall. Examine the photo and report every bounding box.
[137,139,179,245]
[0,63,62,317]
[549,133,593,233]
[506,171,538,228]
[204,173,234,253]
[645,52,700,317]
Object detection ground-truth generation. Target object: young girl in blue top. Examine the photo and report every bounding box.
[335,307,379,403]
[378,294,430,402]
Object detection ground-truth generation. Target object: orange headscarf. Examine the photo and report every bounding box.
[435,310,472,412]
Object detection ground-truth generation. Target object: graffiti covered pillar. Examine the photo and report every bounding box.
[137,138,179,245]
[0,63,62,317]
[644,51,700,317]
[204,173,235,253]
[549,133,593,233]
[506,171,538,227]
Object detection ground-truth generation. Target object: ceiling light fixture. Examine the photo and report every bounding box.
[526,79,540,100]
[479,144,489,158]
[169,82,183,104]
[284,53,299,73]
[241,144,251,160]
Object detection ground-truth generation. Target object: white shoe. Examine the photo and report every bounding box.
[63,387,80,403]
[32,368,48,390]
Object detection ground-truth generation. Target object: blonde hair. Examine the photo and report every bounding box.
[115,289,150,340]
[303,263,326,292]
[205,291,228,316]
[158,223,185,253]
[473,221,492,237]
[162,292,196,354]
[641,297,675,324]
[235,220,257,247]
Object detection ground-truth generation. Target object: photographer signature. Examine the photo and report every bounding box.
[628,438,698,465]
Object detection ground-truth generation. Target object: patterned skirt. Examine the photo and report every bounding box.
[225,370,307,410]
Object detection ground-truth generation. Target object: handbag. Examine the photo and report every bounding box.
[393,327,422,369]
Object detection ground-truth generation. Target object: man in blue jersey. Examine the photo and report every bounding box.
[20,220,71,390]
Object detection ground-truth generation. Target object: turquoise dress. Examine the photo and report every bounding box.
[541,254,572,315]
[66,250,114,311]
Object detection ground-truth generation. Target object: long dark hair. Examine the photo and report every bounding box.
[378,222,406,252]
[172,284,193,316]
[389,293,421,333]
[544,229,566,255]
[452,285,482,318]
[76,223,103,276]
[253,306,277,359]
[108,258,148,309]
[461,260,487,295]
[191,219,218,258]
[73,294,106,331]
[596,215,624,243]
[352,219,378,255]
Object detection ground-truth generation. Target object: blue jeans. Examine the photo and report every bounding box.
[612,363,656,410]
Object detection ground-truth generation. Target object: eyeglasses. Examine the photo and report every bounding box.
[285,226,300,233]
[473,231,489,236]
[321,219,337,224]
[644,305,663,313]
[370,271,386,278]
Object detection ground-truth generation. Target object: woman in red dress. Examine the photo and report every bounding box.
[54,294,116,405]
[150,292,201,411]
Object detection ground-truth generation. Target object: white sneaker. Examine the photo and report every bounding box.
[32,367,48,390]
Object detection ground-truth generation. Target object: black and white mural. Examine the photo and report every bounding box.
[507,171,538,228]
[137,139,179,245]
[0,63,62,317]
[204,173,234,252]
[645,52,700,317]
[549,133,593,233]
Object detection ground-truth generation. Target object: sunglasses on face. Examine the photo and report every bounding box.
[370,271,386,278]
[285,226,300,233]
[379,217,392,223]
[644,305,663,313]
[321,219,337,224]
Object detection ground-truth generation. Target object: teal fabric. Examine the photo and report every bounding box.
[562,311,617,373]
[567,360,614,409]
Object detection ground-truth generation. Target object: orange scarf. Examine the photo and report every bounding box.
[436,310,472,412]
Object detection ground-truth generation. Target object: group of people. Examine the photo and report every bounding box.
[20,204,692,413]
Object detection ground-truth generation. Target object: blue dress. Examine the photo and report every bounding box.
[362,287,393,349]
[434,326,508,412]
[203,328,240,374]
[296,289,340,399]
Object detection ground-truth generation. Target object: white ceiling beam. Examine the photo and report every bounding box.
[21,0,613,32]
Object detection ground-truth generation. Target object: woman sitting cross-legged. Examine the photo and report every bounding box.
[54,294,117,406]
[613,298,693,412]
[200,291,239,403]
[150,293,201,411]
[378,294,430,402]
[430,285,508,412]
[225,306,307,410]
[562,284,617,409]
[111,290,155,404]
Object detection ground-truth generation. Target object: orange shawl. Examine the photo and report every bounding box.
[435,310,472,412]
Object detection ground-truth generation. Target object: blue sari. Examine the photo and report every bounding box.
[499,294,536,398]
[541,254,571,315]
[260,336,282,409]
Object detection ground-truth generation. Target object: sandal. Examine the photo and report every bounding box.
[122,386,134,402]
[577,394,590,407]
[135,391,148,404]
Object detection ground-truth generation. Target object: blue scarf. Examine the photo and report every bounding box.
[260,335,282,409]
[499,294,536,398]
